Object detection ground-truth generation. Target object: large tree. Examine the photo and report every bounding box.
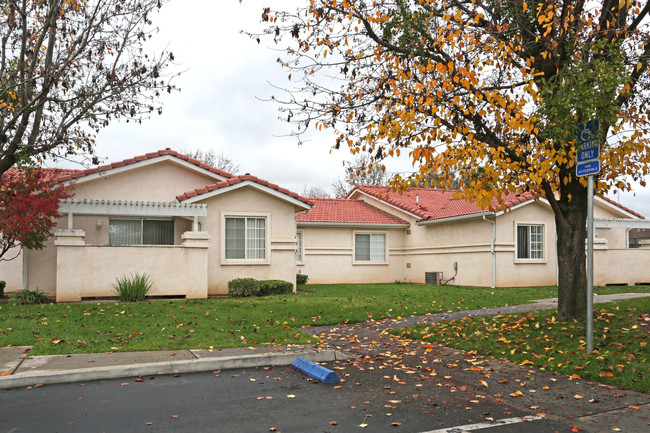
[258,0,650,321]
[0,0,179,176]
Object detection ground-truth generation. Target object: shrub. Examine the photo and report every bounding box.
[112,272,152,302]
[296,273,309,285]
[228,278,260,297]
[259,280,293,296]
[0,280,5,298]
[9,288,50,305]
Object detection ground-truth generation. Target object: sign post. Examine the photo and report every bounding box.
[576,119,600,354]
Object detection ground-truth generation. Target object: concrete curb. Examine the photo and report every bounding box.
[0,349,348,390]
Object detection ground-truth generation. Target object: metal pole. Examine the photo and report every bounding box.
[587,175,594,353]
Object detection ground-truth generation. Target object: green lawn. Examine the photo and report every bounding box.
[0,284,647,357]
[396,297,650,393]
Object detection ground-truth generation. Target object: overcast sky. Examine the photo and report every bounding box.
[51,0,650,217]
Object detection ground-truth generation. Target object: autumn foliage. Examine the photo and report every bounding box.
[0,169,70,261]
[258,0,650,321]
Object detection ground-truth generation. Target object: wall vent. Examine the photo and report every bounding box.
[406,262,411,269]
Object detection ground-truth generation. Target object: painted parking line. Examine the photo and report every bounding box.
[420,415,544,433]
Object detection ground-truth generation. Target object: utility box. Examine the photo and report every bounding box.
[425,272,443,285]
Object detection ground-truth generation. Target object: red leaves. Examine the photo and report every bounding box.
[0,168,71,259]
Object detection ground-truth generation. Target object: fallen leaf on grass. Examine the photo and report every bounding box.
[510,391,523,397]
[287,394,296,398]
[329,421,338,425]
[391,422,402,427]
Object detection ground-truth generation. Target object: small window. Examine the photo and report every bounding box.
[109,219,174,246]
[225,217,266,260]
[517,224,544,259]
[355,233,386,262]
[295,231,303,263]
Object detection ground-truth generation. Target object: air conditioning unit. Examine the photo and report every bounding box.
[425,272,443,285]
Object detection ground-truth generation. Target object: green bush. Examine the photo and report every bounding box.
[9,288,50,305]
[227,278,261,297]
[0,280,5,298]
[259,280,293,296]
[112,272,152,302]
[296,273,309,285]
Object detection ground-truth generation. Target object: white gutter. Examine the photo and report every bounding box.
[483,215,497,289]
[297,222,409,228]
[416,212,493,225]
[22,248,29,290]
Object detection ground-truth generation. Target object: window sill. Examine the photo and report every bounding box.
[514,259,547,264]
[353,261,389,266]
[221,259,270,266]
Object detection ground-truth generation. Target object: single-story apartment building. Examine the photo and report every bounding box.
[1,148,649,301]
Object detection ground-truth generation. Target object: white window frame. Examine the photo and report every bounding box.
[296,231,304,265]
[353,231,388,265]
[515,223,546,263]
[108,218,175,246]
[221,212,271,265]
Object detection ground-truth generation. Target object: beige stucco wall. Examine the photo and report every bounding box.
[197,186,301,295]
[55,240,208,302]
[297,226,406,284]
[0,247,24,291]
[71,159,221,202]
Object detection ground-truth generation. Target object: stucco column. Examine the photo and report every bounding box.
[54,229,86,246]
[181,231,210,299]
[54,229,86,302]
[181,231,211,248]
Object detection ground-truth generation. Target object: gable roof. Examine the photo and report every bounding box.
[176,174,313,209]
[54,148,233,183]
[296,198,409,226]
[349,185,537,222]
[598,196,645,219]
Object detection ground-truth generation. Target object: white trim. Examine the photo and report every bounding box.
[59,199,207,218]
[297,221,409,228]
[494,197,551,216]
[183,180,311,210]
[221,212,271,265]
[416,212,493,225]
[347,189,421,219]
[594,218,650,228]
[514,222,547,264]
[65,154,229,186]
[352,231,388,265]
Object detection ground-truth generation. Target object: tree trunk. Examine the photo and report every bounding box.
[553,181,589,322]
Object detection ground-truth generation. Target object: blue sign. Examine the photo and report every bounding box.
[576,120,600,177]
[577,141,599,163]
[577,160,600,177]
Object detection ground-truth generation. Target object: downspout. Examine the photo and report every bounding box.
[483,215,496,289]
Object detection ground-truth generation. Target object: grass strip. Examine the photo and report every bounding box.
[396,297,649,393]
[0,284,647,356]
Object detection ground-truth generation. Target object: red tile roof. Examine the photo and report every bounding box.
[54,149,233,183]
[296,198,409,225]
[176,174,313,206]
[2,167,83,183]
[350,185,538,221]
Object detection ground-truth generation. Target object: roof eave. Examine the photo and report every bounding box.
[182,180,312,210]
[297,221,410,228]
[416,211,495,225]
